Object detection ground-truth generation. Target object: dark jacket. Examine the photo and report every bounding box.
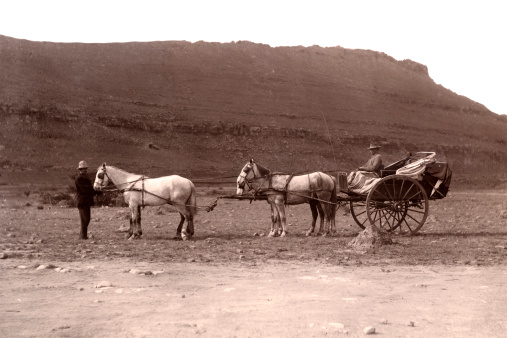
[75,174,97,207]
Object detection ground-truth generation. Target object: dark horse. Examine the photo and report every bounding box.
[236,159,337,237]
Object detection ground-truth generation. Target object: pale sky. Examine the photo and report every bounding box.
[1,0,505,115]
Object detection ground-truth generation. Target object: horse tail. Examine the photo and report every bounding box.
[186,182,198,216]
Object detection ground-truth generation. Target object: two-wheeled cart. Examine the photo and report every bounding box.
[336,152,452,235]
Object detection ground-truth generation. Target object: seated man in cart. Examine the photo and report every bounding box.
[357,143,383,178]
[345,143,383,196]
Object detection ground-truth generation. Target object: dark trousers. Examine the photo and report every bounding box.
[78,206,91,239]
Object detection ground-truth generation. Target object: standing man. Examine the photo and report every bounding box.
[358,143,383,177]
[75,160,98,239]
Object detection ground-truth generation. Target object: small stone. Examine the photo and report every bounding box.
[409,321,415,327]
[329,323,345,330]
[129,269,142,275]
[0,253,8,259]
[253,232,260,237]
[363,326,375,334]
[36,239,43,244]
[36,265,47,270]
[95,281,113,288]
[152,270,164,276]
[239,255,245,260]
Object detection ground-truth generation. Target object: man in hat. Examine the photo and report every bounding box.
[75,160,99,239]
[358,143,383,178]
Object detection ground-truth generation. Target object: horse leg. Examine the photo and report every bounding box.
[179,209,190,241]
[306,200,319,236]
[268,202,278,237]
[136,206,143,237]
[275,198,288,237]
[316,201,325,235]
[176,213,185,238]
[186,214,194,239]
[128,204,141,240]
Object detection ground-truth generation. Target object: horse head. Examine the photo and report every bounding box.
[236,159,271,195]
[93,163,109,191]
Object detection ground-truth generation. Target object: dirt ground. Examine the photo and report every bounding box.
[1,188,507,337]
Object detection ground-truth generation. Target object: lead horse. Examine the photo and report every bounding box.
[236,159,337,237]
[93,164,197,240]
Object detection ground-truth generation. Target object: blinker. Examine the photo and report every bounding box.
[98,172,104,179]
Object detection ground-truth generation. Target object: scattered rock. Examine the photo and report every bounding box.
[329,323,345,331]
[363,326,376,334]
[36,265,48,270]
[0,253,7,259]
[95,281,113,288]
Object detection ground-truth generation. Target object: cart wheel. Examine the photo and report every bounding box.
[350,200,368,229]
[366,175,428,235]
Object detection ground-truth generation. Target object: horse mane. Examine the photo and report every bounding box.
[253,162,271,176]
[106,165,147,178]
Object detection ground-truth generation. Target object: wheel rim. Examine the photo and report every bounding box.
[350,200,368,229]
[366,175,428,235]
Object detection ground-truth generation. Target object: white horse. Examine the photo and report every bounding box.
[93,163,197,240]
[236,159,337,237]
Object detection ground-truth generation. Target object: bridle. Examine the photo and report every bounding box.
[237,162,269,193]
[95,167,109,190]
[95,166,143,192]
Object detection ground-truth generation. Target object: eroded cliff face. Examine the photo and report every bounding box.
[0,36,506,187]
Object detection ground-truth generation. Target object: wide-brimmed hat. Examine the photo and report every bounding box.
[368,143,380,149]
[77,160,88,169]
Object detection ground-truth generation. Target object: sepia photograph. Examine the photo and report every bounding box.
[1,1,506,337]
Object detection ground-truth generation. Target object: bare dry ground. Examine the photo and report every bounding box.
[1,188,507,337]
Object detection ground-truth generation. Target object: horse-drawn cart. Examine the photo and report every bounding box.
[337,152,452,235]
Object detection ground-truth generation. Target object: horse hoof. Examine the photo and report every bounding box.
[280,232,287,237]
[305,230,313,237]
[181,233,188,241]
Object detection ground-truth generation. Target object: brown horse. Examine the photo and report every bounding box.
[236,159,337,237]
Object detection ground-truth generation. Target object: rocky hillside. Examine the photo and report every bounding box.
[0,35,506,188]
